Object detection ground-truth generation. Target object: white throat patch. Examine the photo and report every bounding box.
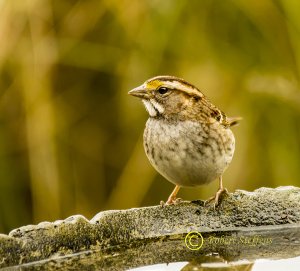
[142,100,157,117]
[150,99,164,114]
[142,99,164,117]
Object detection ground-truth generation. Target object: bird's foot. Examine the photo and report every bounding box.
[160,197,182,207]
[205,188,228,209]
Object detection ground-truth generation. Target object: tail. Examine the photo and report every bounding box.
[227,116,242,127]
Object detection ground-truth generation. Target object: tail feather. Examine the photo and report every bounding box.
[227,117,242,127]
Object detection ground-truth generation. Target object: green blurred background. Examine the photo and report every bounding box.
[0,0,300,233]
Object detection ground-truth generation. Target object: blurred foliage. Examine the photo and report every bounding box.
[0,0,300,233]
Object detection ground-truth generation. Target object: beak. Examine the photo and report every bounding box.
[128,85,150,99]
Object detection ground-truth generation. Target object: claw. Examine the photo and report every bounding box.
[161,185,181,206]
[205,188,228,208]
[166,197,182,205]
[205,176,228,209]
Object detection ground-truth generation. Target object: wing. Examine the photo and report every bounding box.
[209,108,242,128]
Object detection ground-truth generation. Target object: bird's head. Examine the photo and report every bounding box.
[128,75,205,119]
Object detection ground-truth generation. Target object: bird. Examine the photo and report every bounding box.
[128,75,240,207]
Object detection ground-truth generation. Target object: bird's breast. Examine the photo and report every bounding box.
[143,118,235,187]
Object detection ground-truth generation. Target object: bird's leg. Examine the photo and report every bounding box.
[160,185,181,206]
[205,176,228,208]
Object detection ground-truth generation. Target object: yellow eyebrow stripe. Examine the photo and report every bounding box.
[145,80,163,89]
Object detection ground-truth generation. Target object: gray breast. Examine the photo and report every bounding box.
[143,118,235,187]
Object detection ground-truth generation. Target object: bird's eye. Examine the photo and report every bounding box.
[158,87,169,95]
